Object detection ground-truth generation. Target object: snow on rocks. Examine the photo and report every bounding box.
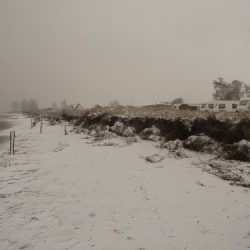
[122,126,135,137]
[162,139,188,159]
[125,136,138,144]
[144,153,165,163]
[236,139,250,147]
[109,121,135,137]
[139,125,161,141]
[162,139,183,151]
[222,140,250,162]
[184,135,221,154]
[89,126,115,140]
[184,135,250,162]
[70,121,139,148]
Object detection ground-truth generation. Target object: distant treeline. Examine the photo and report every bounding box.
[10,99,39,113]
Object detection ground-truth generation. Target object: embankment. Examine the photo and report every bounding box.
[37,111,250,162]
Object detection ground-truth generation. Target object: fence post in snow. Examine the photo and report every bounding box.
[40,119,43,134]
[31,119,33,129]
[10,131,15,155]
[65,125,68,135]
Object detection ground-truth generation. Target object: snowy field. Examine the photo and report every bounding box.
[0,115,250,250]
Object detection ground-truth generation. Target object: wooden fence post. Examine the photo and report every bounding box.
[40,119,43,134]
[10,131,15,155]
[65,125,68,135]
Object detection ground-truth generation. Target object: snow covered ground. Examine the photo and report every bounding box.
[0,115,250,250]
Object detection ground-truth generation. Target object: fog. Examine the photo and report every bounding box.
[1,0,250,112]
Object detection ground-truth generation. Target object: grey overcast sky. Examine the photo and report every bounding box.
[1,0,250,112]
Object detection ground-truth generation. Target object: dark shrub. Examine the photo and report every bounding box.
[165,118,190,142]
[223,144,250,162]
[179,104,190,110]
[226,119,250,144]
[191,116,232,142]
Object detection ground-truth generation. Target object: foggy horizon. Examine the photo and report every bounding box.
[1,0,250,112]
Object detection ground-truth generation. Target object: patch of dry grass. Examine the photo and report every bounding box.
[85,106,250,122]
[36,106,250,122]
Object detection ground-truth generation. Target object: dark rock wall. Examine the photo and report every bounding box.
[59,112,250,145]
[36,112,250,162]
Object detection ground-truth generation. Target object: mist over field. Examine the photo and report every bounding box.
[1,3,250,249]
[1,1,250,112]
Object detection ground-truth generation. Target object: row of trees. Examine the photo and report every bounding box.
[51,100,75,110]
[212,77,250,101]
[11,79,248,113]
[11,99,39,113]
[171,98,184,104]
[51,100,68,110]
[52,100,69,110]
[11,100,69,112]
[173,78,249,104]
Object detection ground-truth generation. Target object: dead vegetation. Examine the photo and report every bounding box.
[193,159,250,188]
[34,106,250,162]
[31,106,250,187]
[35,105,250,120]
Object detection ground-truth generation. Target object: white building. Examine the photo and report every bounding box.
[200,100,238,112]
[237,98,250,112]
[67,103,84,111]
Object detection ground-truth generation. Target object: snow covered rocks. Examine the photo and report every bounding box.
[184,135,250,162]
[109,121,135,137]
[139,125,161,141]
[162,139,188,158]
[184,135,221,154]
[145,154,165,163]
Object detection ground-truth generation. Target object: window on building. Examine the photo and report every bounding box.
[218,104,226,109]
[239,100,248,106]
[208,104,214,109]
[232,104,237,109]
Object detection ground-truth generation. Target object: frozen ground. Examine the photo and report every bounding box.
[0,115,250,250]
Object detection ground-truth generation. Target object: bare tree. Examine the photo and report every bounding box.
[19,99,39,112]
[243,84,250,98]
[212,77,244,100]
[20,99,29,112]
[52,102,58,110]
[29,99,39,111]
[11,101,19,112]
[60,100,67,110]
[171,98,184,104]
[109,100,121,107]
[231,80,244,100]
